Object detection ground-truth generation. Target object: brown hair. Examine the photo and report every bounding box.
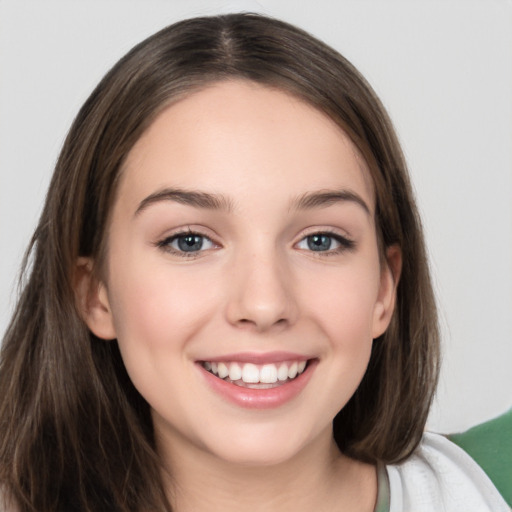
[0,13,439,511]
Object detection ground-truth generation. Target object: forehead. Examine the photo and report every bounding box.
[119,80,374,213]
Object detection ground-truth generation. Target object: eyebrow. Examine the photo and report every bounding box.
[134,187,370,217]
[134,188,234,216]
[291,189,371,215]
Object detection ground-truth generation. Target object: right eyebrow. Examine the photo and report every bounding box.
[290,189,371,216]
[134,188,234,217]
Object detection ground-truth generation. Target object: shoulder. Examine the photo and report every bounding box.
[385,432,510,512]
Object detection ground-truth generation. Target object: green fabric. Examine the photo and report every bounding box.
[448,408,512,507]
[374,463,390,512]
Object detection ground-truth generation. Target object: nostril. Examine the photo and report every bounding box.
[235,317,289,332]
[234,318,258,331]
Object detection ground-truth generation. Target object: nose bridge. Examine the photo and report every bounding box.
[225,239,297,331]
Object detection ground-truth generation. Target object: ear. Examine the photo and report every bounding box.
[74,257,117,340]
[372,245,402,339]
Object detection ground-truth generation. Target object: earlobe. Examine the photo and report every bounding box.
[372,245,402,339]
[74,257,117,340]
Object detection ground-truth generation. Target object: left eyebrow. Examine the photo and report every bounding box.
[134,187,234,216]
[290,189,371,215]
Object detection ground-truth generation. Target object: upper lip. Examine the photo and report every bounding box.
[196,351,312,364]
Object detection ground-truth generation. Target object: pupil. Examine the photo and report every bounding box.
[178,235,203,252]
[308,234,331,251]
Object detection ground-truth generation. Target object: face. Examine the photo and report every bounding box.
[83,81,398,467]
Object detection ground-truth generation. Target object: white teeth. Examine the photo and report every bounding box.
[228,362,242,381]
[204,359,309,384]
[260,364,278,384]
[277,363,289,381]
[288,362,298,379]
[217,362,229,379]
[242,363,260,383]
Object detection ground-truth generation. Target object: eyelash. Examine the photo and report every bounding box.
[155,229,355,258]
[295,230,355,256]
[156,229,218,258]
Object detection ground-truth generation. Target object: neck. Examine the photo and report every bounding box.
[157,427,377,512]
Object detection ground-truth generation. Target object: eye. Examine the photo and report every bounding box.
[296,232,355,253]
[157,231,216,255]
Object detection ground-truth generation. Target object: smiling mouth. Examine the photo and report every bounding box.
[200,360,309,389]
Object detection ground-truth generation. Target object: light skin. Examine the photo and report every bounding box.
[77,80,401,511]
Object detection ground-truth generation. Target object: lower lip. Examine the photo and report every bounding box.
[198,360,317,409]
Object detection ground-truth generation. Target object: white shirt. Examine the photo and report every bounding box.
[386,432,510,511]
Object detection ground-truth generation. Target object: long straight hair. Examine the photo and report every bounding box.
[0,13,439,511]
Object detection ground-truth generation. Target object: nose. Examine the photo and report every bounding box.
[225,247,298,332]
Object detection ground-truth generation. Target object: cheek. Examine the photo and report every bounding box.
[107,258,220,354]
[104,258,223,415]
[299,262,381,341]
[301,266,380,410]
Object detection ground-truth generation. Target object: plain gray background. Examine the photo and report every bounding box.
[1,0,511,433]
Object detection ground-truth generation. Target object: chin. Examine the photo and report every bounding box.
[213,445,301,468]
[202,424,323,468]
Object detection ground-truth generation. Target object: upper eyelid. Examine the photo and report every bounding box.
[158,226,219,242]
[155,226,218,246]
[162,231,217,246]
[293,226,353,243]
[295,232,354,246]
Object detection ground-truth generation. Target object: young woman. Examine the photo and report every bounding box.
[0,13,508,512]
